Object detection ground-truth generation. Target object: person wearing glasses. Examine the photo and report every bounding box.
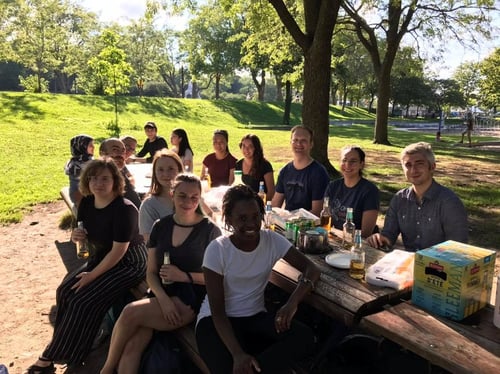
[367,142,468,251]
[272,125,329,217]
[100,138,142,209]
[323,145,380,238]
[120,135,138,164]
[25,159,147,374]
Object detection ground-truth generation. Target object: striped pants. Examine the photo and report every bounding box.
[42,243,147,365]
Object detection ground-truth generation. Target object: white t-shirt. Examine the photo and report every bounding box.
[197,230,292,321]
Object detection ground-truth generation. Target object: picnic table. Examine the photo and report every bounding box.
[126,163,153,195]
[269,230,411,326]
[268,227,500,373]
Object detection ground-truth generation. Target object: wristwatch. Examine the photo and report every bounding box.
[298,274,315,291]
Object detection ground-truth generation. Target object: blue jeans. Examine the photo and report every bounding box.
[196,311,315,373]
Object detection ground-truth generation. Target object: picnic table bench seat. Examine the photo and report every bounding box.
[360,302,500,374]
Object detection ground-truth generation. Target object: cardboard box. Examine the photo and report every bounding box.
[412,240,496,321]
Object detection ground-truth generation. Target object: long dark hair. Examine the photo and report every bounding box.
[172,128,194,158]
[239,134,266,178]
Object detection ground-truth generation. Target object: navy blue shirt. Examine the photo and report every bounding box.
[275,160,329,211]
[324,177,379,231]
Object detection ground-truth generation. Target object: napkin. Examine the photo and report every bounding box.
[366,250,415,290]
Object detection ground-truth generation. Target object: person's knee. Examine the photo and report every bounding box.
[118,302,144,326]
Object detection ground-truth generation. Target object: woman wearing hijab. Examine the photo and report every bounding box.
[64,134,94,207]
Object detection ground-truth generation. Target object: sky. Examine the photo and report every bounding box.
[78,0,499,78]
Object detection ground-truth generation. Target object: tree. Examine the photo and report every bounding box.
[453,61,481,108]
[172,0,340,174]
[6,0,98,93]
[479,48,500,112]
[180,2,243,99]
[341,0,495,144]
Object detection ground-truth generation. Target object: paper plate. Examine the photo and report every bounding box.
[325,253,351,269]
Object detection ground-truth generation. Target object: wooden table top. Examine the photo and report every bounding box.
[360,302,500,374]
[269,232,411,326]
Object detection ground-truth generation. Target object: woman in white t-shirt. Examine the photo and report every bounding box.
[196,185,320,373]
[170,128,194,172]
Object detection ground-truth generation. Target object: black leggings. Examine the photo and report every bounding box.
[196,312,315,374]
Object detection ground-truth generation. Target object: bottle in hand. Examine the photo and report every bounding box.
[162,252,173,285]
[342,207,355,249]
[258,181,266,204]
[349,229,365,280]
[320,196,331,232]
[76,221,89,259]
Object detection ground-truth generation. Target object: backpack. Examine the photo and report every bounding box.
[139,331,180,374]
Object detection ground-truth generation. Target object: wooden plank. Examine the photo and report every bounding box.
[360,302,500,374]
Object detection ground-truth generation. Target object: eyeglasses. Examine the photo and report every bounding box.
[89,176,113,184]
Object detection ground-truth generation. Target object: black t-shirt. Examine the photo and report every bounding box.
[137,136,168,162]
[148,215,221,307]
[77,195,143,264]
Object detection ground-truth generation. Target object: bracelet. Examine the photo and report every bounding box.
[298,274,315,291]
[185,271,194,284]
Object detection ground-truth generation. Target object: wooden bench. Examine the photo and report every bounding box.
[129,280,210,373]
[60,186,77,218]
[360,302,500,374]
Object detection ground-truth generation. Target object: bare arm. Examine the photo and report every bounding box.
[361,209,379,238]
[228,168,235,186]
[275,247,320,332]
[71,240,129,292]
[310,199,323,217]
[263,171,275,202]
[271,191,285,209]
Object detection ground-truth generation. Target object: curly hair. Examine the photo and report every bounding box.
[79,158,125,197]
[222,184,265,224]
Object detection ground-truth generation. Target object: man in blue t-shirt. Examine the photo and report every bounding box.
[272,125,330,217]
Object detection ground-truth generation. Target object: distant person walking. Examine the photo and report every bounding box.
[459,112,474,147]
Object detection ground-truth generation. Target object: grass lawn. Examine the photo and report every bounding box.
[1,91,499,250]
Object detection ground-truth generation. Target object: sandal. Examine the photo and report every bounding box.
[25,357,55,374]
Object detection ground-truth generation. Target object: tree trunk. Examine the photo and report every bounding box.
[374,69,391,144]
[283,80,292,126]
[215,73,221,99]
[275,75,284,102]
[303,43,338,177]
[269,0,342,178]
[257,70,266,101]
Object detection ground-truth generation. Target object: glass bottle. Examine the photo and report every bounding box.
[320,196,331,232]
[342,207,356,250]
[76,221,89,259]
[205,167,211,189]
[162,252,173,285]
[258,181,266,204]
[349,229,365,280]
[265,201,274,230]
[233,170,243,186]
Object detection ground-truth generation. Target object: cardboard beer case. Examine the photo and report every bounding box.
[412,240,496,321]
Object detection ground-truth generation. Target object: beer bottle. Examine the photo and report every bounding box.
[349,230,365,280]
[342,207,355,249]
[76,221,89,259]
[320,197,331,232]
